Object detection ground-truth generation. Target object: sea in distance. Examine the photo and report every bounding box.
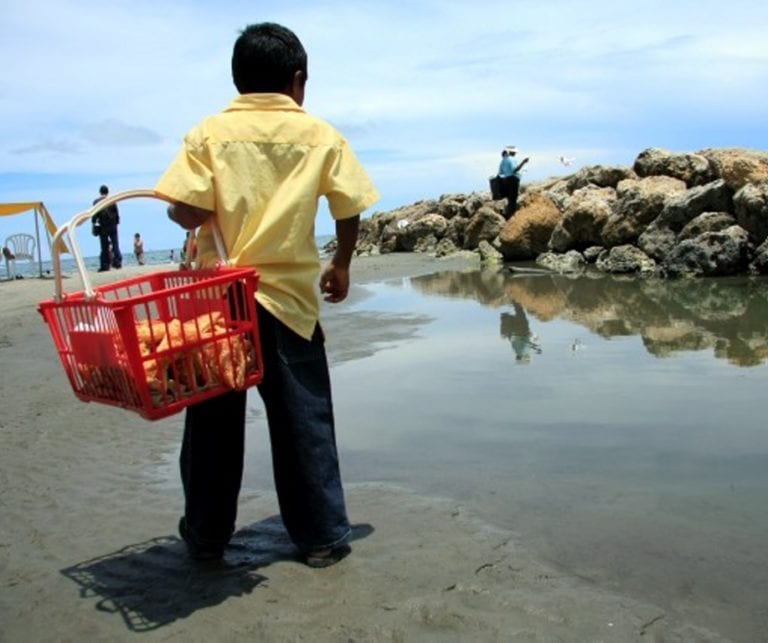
[12,234,336,279]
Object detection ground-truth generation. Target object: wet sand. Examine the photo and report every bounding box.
[0,255,726,641]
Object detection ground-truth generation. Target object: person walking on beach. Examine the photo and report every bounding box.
[133,233,145,265]
[91,185,122,271]
[155,22,379,567]
[497,147,529,217]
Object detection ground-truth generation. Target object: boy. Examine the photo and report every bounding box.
[155,22,379,566]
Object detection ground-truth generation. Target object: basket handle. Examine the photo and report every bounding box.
[51,189,229,302]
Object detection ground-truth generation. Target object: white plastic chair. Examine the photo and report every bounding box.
[4,233,36,279]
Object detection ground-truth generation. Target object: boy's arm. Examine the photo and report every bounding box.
[319,215,360,303]
[167,202,214,230]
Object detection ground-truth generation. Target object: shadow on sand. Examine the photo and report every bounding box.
[61,517,374,632]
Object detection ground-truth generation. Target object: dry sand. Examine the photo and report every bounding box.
[0,255,726,642]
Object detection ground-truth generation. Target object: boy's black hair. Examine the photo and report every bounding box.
[232,22,307,94]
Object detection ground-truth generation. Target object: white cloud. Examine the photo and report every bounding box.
[80,120,163,146]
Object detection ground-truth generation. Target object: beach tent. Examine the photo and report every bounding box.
[0,201,67,278]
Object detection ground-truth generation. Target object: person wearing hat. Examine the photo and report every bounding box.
[498,147,529,217]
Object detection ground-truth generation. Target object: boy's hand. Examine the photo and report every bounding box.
[319,263,350,303]
[167,202,213,229]
[320,214,360,303]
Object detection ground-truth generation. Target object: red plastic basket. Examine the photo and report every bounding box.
[37,190,264,420]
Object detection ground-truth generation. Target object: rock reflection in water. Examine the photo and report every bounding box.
[410,269,768,367]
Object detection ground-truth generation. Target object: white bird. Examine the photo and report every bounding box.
[558,155,575,166]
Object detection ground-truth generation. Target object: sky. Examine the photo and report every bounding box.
[2,0,767,260]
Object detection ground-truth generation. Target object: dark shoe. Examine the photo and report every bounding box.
[304,544,351,568]
[178,517,224,561]
[97,267,109,272]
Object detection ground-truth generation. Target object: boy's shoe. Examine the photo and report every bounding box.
[178,517,224,561]
[304,544,351,568]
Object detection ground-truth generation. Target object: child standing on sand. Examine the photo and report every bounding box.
[155,22,379,566]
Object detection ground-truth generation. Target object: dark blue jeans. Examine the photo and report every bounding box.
[99,226,122,269]
[179,305,351,553]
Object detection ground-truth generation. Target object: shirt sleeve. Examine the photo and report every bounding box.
[321,138,380,220]
[155,129,216,210]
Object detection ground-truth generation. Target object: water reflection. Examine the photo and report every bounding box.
[499,303,541,363]
[321,268,768,640]
[411,269,768,367]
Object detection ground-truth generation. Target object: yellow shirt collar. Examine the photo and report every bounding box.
[224,93,305,113]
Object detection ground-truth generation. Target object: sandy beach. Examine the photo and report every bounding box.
[0,254,726,642]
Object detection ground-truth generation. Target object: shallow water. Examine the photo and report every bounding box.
[245,268,768,640]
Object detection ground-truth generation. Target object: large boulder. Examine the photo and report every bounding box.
[697,148,768,191]
[678,212,737,241]
[595,245,656,274]
[750,237,768,274]
[498,192,562,260]
[435,237,460,257]
[477,240,504,265]
[536,250,586,273]
[633,147,714,186]
[378,222,399,254]
[637,223,677,261]
[549,186,616,252]
[654,179,734,232]
[397,213,449,251]
[463,206,505,249]
[733,182,768,245]
[357,213,397,254]
[662,226,752,277]
[445,215,468,249]
[566,165,636,191]
[601,175,687,247]
[436,195,466,220]
[437,192,486,220]
[541,179,571,211]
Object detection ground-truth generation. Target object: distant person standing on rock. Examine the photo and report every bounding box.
[92,185,122,271]
[498,147,529,217]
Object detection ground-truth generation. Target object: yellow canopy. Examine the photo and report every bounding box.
[0,201,68,277]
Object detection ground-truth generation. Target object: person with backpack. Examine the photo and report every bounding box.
[497,147,529,217]
[91,184,122,271]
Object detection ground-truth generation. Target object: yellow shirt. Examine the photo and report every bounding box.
[155,93,380,339]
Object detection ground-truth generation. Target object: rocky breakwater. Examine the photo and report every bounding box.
[350,147,768,277]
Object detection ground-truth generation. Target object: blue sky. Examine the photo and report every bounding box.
[2,0,767,259]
